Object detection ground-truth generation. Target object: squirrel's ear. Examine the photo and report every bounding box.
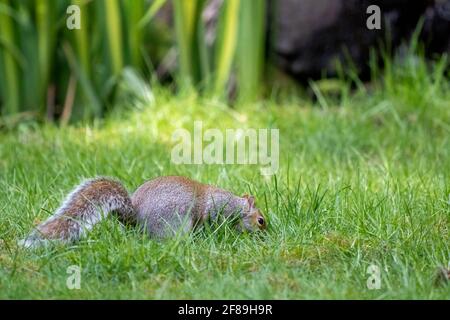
[243,194,255,208]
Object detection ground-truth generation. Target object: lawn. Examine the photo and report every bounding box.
[0,61,449,299]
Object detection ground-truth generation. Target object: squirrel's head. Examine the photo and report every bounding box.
[239,194,266,232]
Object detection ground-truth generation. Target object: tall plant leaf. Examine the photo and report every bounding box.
[104,0,123,76]
[0,0,20,114]
[236,0,266,101]
[213,0,240,96]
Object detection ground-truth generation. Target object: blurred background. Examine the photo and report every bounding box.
[0,0,449,124]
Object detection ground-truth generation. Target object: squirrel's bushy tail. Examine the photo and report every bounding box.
[19,177,134,248]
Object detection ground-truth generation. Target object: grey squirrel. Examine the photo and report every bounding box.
[20,176,266,248]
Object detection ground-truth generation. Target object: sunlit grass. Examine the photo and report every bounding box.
[0,58,449,298]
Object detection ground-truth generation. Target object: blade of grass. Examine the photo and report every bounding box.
[196,10,211,89]
[138,0,167,29]
[60,74,77,126]
[173,0,201,87]
[36,0,54,115]
[236,0,266,102]
[123,0,144,68]
[72,0,90,77]
[213,0,240,97]
[63,42,102,118]
[16,1,40,111]
[70,0,93,119]
[104,0,123,76]
[0,0,20,115]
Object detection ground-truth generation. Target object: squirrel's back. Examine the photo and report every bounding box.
[132,176,202,238]
[132,176,239,238]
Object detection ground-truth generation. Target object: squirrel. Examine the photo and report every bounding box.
[19,176,266,248]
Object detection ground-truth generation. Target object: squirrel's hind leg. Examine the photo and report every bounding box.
[143,211,194,240]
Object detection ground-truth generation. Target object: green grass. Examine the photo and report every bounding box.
[0,56,449,299]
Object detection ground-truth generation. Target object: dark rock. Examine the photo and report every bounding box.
[423,0,450,55]
[271,0,446,81]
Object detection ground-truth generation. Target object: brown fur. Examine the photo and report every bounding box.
[20,176,265,247]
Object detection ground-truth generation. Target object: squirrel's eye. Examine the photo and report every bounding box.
[257,217,264,226]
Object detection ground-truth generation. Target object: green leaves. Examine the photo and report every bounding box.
[0,0,160,122]
[104,0,123,76]
[173,0,267,100]
[0,0,269,121]
[0,0,20,115]
[213,0,240,96]
[236,0,266,102]
[36,0,55,114]
[173,0,204,87]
